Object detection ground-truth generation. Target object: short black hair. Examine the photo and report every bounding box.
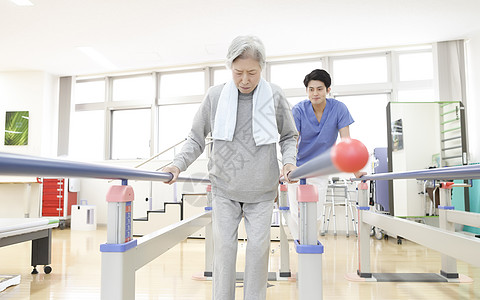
[303,69,331,88]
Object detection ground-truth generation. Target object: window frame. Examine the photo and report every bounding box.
[71,45,435,161]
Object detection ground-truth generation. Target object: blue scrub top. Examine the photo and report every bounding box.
[292,98,354,166]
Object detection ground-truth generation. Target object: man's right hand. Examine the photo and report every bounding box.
[161,165,181,184]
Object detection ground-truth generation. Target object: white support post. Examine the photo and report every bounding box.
[438,182,458,279]
[278,184,291,278]
[356,181,371,278]
[101,246,137,300]
[204,185,213,278]
[101,183,137,300]
[296,180,323,300]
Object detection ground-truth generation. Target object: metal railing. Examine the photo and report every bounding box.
[0,151,209,183]
[351,164,480,181]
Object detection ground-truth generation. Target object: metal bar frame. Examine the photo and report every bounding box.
[352,164,480,181]
[101,211,212,299]
[0,144,361,300]
[361,211,480,268]
[355,163,480,282]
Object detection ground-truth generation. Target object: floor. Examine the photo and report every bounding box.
[0,226,479,299]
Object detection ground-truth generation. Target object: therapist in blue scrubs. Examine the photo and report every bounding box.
[293,69,354,166]
[289,69,364,231]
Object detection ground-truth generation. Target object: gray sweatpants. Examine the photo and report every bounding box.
[212,195,274,300]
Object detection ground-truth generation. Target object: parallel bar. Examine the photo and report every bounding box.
[362,211,480,268]
[134,211,212,270]
[2,138,368,184]
[446,210,480,228]
[281,210,299,242]
[287,138,368,181]
[352,164,480,181]
[0,152,209,183]
[288,149,338,181]
[100,211,211,300]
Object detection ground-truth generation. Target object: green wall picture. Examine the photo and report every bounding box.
[4,111,29,146]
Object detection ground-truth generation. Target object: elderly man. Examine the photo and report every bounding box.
[163,35,298,299]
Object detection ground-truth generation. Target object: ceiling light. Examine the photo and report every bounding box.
[9,0,34,6]
[77,47,117,70]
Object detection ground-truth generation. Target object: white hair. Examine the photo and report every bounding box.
[225,35,266,70]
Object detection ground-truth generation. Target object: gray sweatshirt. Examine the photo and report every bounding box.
[172,82,298,203]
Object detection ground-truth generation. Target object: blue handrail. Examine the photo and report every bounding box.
[0,152,209,183]
[351,164,480,181]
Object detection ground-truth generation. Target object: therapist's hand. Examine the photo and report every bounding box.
[282,163,298,184]
[354,171,367,178]
[162,165,180,184]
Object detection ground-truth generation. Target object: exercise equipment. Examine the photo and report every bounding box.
[0,151,208,183]
[351,166,480,282]
[0,138,369,300]
[279,139,368,299]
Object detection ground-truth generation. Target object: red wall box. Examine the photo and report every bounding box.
[41,178,77,228]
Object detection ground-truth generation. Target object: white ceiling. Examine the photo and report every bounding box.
[1,0,480,77]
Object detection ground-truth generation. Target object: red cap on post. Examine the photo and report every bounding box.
[331,138,369,173]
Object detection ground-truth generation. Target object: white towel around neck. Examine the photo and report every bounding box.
[212,78,278,146]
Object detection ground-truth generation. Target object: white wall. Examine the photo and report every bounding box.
[0,71,59,156]
[0,182,41,218]
[0,71,59,217]
[391,103,441,216]
[465,31,480,163]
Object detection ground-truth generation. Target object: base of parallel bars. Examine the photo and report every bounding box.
[295,240,324,300]
[346,272,472,283]
[440,270,459,279]
[279,271,292,278]
[357,270,372,278]
[100,240,138,253]
[192,271,295,281]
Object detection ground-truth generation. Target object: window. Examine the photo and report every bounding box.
[69,110,104,160]
[270,60,322,89]
[111,109,151,160]
[157,103,202,160]
[287,96,306,109]
[159,71,205,99]
[112,75,153,103]
[333,55,388,85]
[71,45,435,163]
[398,89,435,102]
[75,80,105,104]
[399,52,433,81]
[335,94,389,152]
[213,68,230,86]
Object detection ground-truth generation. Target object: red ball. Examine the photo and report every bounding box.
[331,139,369,172]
